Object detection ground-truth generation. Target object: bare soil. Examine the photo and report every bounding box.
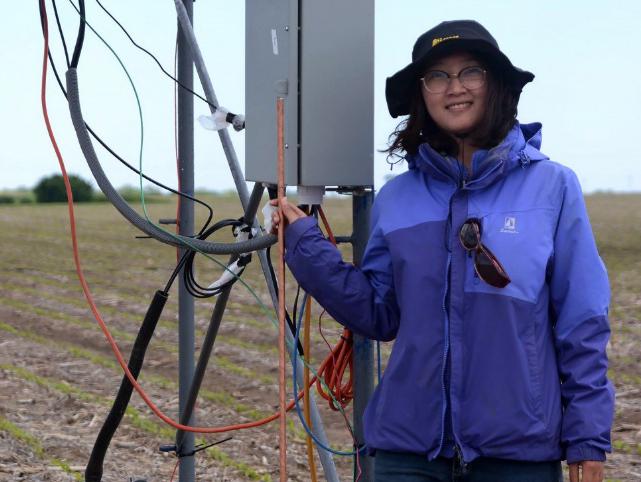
[0,194,640,481]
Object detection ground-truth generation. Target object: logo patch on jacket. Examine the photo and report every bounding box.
[500,216,518,234]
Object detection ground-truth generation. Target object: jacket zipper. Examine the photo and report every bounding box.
[454,444,469,476]
[436,177,457,457]
[463,158,504,189]
[438,250,451,455]
[446,173,470,473]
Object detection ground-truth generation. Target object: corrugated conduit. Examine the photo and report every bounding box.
[65,68,276,255]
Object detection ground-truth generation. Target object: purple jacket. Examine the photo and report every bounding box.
[285,122,614,464]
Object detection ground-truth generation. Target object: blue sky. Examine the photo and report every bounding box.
[3,1,641,193]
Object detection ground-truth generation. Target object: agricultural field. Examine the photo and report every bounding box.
[0,193,640,481]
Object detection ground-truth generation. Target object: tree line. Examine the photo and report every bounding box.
[0,174,167,204]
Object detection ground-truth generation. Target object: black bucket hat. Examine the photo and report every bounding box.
[385,20,534,118]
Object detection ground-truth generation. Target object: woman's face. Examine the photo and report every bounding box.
[421,52,488,139]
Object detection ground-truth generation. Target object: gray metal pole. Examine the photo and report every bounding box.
[351,189,375,481]
[173,3,339,479]
[175,183,264,450]
[177,1,195,480]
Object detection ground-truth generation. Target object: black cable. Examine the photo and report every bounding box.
[50,0,70,68]
[162,213,305,354]
[181,219,246,298]
[39,24,215,236]
[164,250,189,294]
[69,0,84,68]
[94,0,226,115]
[163,218,247,297]
[85,290,169,482]
[265,246,304,356]
[292,285,301,331]
[263,187,304,354]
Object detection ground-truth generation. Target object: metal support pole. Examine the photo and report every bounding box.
[351,189,375,481]
[173,3,339,479]
[177,1,195,480]
[175,183,265,451]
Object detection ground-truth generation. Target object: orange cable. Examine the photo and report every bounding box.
[169,458,180,482]
[317,207,336,245]
[39,0,312,436]
[315,207,354,410]
[317,206,362,476]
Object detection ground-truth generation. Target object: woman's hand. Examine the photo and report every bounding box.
[569,461,604,482]
[269,197,307,234]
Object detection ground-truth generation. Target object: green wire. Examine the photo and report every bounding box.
[65,0,355,429]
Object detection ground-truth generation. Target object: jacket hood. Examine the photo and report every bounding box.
[406,122,548,190]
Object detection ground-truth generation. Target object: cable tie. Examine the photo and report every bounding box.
[178,436,233,457]
[237,254,253,268]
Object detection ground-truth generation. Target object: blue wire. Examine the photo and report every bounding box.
[291,292,366,457]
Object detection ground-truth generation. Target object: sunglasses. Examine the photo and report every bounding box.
[459,218,511,288]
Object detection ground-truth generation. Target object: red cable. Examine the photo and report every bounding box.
[169,458,179,482]
[315,207,354,410]
[40,4,361,461]
[38,0,312,435]
[317,207,337,245]
[316,206,362,477]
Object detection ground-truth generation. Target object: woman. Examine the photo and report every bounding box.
[272,20,614,482]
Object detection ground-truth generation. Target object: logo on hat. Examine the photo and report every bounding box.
[432,35,460,47]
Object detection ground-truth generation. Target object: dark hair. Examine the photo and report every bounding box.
[385,53,520,162]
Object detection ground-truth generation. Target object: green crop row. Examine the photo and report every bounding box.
[0,416,83,481]
[612,438,641,456]
[0,275,277,345]
[0,294,275,386]
[0,320,304,440]
[0,362,271,481]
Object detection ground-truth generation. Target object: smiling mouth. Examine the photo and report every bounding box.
[446,102,473,111]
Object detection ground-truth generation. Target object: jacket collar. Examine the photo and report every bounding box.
[406,122,548,190]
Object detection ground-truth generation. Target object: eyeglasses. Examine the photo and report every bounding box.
[459,218,511,288]
[420,66,487,94]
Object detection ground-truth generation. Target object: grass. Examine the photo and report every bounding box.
[0,416,83,480]
[0,362,271,481]
[0,319,305,439]
[2,193,639,478]
[0,294,275,385]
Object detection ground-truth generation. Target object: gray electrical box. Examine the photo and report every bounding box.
[245,0,374,187]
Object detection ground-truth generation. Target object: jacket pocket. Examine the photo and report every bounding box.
[458,294,550,452]
[524,315,545,422]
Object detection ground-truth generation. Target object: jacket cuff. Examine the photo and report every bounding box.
[566,444,606,464]
[284,216,319,253]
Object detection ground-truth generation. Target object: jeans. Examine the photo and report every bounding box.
[374,450,563,482]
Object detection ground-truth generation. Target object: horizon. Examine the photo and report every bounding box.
[3,1,640,194]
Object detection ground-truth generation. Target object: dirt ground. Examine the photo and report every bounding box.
[0,194,640,481]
